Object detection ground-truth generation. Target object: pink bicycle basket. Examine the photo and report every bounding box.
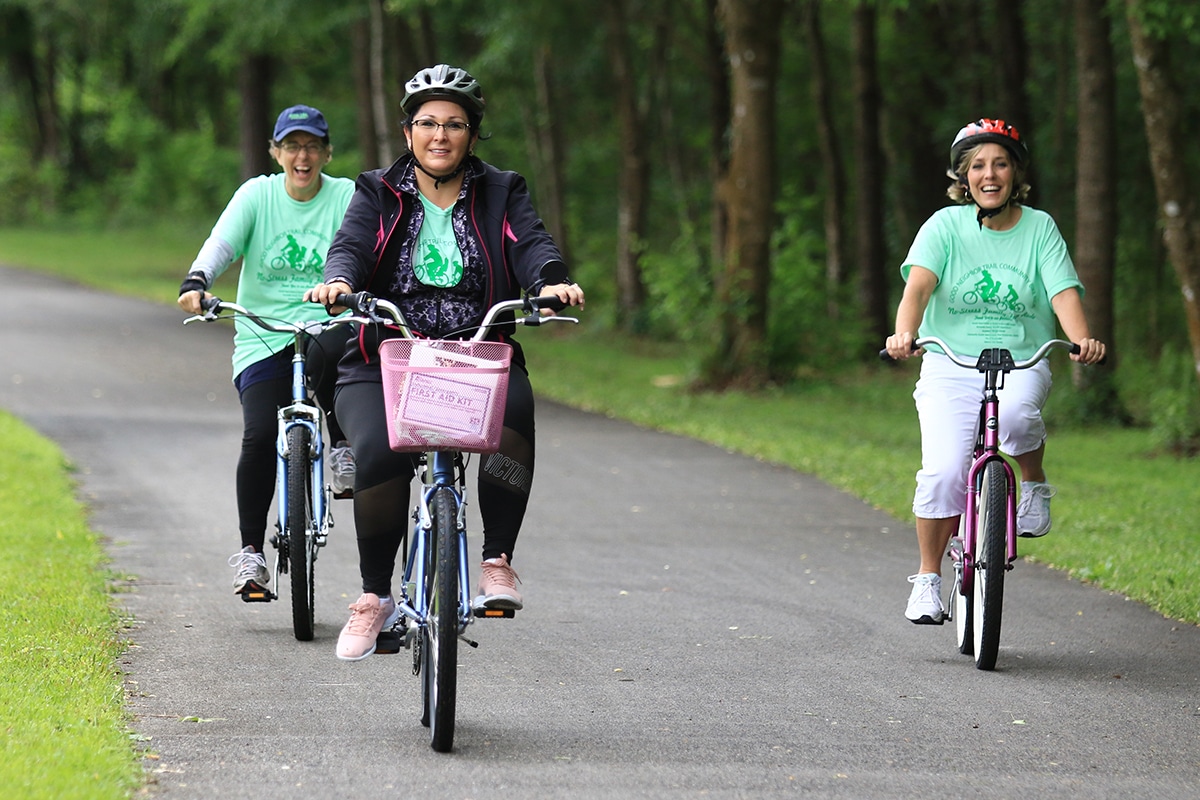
[379,338,513,453]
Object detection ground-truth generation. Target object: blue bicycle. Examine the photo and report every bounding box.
[337,291,576,752]
[185,299,360,641]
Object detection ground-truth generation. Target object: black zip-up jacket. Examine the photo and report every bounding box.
[324,153,567,384]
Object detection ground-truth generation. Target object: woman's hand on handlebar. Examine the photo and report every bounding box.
[537,282,585,316]
[178,289,211,316]
[304,281,353,315]
[1071,337,1106,365]
[884,331,921,361]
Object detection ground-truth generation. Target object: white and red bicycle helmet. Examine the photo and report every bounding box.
[949,118,1028,173]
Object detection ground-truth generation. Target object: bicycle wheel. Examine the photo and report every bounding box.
[971,460,1007,670]
[286,425,316,642]
[424,487,460,752]
[951,535,973,655]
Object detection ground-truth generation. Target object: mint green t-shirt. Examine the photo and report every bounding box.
[900,204,1083,360]
[208,172,355,379]
[413,194,464,287]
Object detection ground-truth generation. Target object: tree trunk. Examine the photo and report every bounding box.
[887,2,953,247]
[604,0,649,328]
[237,54,273,180]
[532,45,572,265]
[369,0,395,166]
[351,15,380,168]
[0,7,57,165]
[651,15,706,274]
[1125,1,1200,390]
[852,3,889,351]
[1072,0,1124,420]
[993,0,1039,205]
[707,0,784,388]
[802,0,846,320]
[706,0,730,286]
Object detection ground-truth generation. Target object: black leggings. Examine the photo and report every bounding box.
[335,363,536,597]
[234,326,351,551]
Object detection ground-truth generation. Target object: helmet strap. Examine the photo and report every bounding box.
[969,183,1013,229]
[976,202,1008,229]
[414,158,466,191]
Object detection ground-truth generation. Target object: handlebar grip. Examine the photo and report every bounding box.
[1068,342,1109,365]
[879,342,920,362]
[528,295,568,312]
[334,292,372,314]
[200,296,222,312]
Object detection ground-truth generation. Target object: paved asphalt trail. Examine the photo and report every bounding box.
[2,265,1199,799]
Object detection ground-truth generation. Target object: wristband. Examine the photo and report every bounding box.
[179,273,208,296]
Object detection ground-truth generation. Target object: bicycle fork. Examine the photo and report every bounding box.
[272,411,331,578]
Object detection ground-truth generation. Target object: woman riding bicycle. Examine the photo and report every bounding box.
[178,104,357,601]
[305,65,584,661]
[883,119,1106,626]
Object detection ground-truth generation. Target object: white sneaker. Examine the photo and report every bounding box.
[905,573,945,625]
[330,441,356,496]
[1017,481,1056,538]
[228,546,269,595]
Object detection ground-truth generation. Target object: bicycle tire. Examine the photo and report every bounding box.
[286,425,316,642]
[971,460,1007,670]
[425,487,460,752]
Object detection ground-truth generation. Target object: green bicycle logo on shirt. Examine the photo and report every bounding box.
[268,234,325,273]
[417,243,463,287]
[961,270,1027,315]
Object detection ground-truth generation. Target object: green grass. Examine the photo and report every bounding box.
[0,412,142,798]
[0,222,1197,795]
[0,223,238,305]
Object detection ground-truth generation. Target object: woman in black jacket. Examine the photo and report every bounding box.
[306,64,584,661]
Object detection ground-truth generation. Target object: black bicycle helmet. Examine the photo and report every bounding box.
[949,118,1028,174]
[402,64,486,119]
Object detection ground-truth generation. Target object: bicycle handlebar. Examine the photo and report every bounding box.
[878,337,1084,371]
[184,296,366,335]
[332,292,577,342]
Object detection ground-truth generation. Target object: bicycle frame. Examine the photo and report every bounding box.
[958,349,1020,597]
[275,341,331,557]
[397,450,473,639]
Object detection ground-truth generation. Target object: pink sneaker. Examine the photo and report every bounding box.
[472,554,523,611]
[336,593,399,661]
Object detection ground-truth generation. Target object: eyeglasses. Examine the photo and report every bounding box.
[411,119,471,137]
[278,142,326,155]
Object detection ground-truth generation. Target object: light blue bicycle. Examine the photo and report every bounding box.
[186,299,360,641]
[337,290,576,752]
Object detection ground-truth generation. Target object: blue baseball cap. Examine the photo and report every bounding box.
[273,105,329,140]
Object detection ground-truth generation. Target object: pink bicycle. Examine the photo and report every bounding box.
[886,337,1088,670]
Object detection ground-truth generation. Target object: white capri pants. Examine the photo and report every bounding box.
[912,352,1052,519]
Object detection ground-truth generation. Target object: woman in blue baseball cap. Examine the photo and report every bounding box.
[177,104,358,602]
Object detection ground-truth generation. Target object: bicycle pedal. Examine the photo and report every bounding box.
[332,489,354,500]
[473,607,516,619]
[375,629,404,654]
[239,589,275,603]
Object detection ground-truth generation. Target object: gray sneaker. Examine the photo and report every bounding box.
[1017,481,1056,538]
[228,545,269,595]
[330,441,356,496]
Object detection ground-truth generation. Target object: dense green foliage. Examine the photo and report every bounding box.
[2,0,1198,437]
